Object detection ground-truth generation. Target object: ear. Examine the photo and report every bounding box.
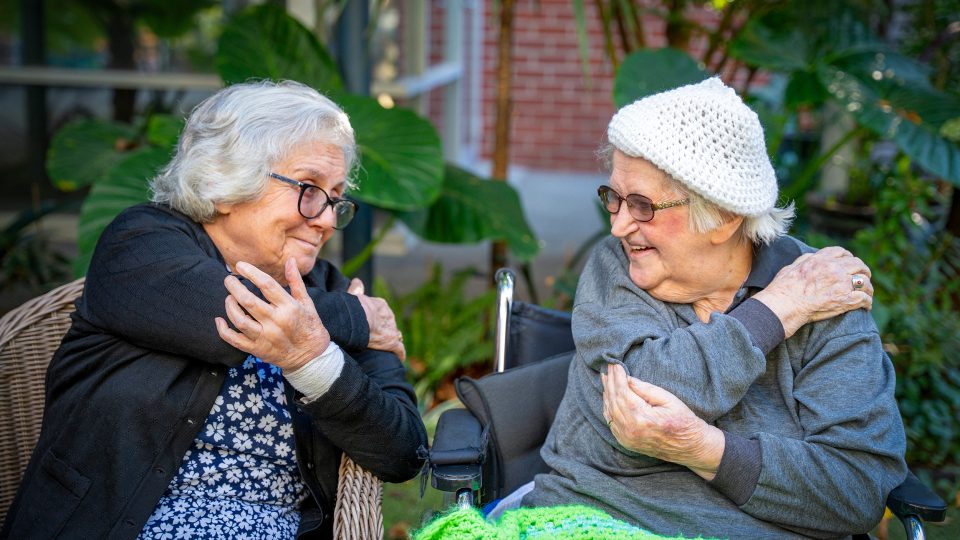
[213,201,233,216]
[708,214,745,245]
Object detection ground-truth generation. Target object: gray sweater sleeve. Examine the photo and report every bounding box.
[573,238,782,422]
[737,310,907,537]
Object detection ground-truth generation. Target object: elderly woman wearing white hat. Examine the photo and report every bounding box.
[523,79,907,538]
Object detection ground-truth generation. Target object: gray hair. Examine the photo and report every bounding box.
[597,144,794,246]
[151,80,357,222]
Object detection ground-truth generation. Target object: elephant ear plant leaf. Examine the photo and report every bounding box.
[46,120,138,192]
[613,47,709,107]
[216,2,343,93]
[47,114,181,276]
[336,94,444,211]
[397,165,540,262]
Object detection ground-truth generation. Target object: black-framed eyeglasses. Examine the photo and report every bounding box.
[597,185,689,222]
[269,172,358,229]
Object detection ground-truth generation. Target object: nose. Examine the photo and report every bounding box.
[307,203,338,229]
[609,204,638,238]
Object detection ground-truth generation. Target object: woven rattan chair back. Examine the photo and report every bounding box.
[0,278,85,523]
[0,278,382,539]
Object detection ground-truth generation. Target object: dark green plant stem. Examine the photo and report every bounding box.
[593,0,619,70]
[629,0,645,49]
[342,213,395,278]
[614,0,637,53]
[782,126,868,204]
[703,2,736,70]
[915,232,952,289]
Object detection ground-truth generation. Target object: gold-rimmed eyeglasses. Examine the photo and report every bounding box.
[597,185,689,222]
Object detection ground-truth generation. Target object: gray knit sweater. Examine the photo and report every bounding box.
[524,235,907,539]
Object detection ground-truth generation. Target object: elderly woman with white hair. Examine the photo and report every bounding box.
[522,79,907,538]
[2,80,426,539]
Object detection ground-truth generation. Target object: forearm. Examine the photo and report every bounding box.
[302,350,426,482]
[740,434,905,537]
[728,318,906,536]
[577,300,772,421]
[83,206,368,363]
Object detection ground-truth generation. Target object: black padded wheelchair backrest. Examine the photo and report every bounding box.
[505,301,575,370]
[455,300,575,502]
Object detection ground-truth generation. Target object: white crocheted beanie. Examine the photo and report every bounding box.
[607,77,777,217]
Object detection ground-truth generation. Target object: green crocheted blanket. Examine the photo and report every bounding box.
[413,505,716,540]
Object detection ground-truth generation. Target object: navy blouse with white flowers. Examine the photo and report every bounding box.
[138,356,308,539]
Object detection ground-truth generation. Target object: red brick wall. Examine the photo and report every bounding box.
[475,1,739,172]
[413,1,755,173]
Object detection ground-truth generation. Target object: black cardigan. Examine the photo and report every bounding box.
[1,204,426,540]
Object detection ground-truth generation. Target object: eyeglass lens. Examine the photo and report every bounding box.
[299,186,356,229]
[598,186,655,222]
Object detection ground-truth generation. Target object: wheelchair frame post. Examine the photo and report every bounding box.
[493,268,515,373]
[900,514,924,540]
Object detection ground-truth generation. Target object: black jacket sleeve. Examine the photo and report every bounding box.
[79,204,369,366]
[303,348,427,482]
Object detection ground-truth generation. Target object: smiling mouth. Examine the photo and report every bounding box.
[296,238,321,249]
[623,240,655,254]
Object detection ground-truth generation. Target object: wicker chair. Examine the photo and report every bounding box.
[0,278,383,539]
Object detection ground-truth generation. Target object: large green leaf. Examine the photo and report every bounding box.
[821,67,960,185]
[74,146,170,276]
[728,16,810,72]
[146,114,185,148]
[613,48,709,107]
[783,70,829,109]
[340,94,444,211]
[46,120,138,191]
[397,165,540,261]
[729,2,882,72]
[215,3,343,93]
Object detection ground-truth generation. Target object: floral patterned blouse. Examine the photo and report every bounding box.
[138,356,308,539]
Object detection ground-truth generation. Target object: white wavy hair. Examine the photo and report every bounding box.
[598,144,794,246]
[151,80,357,222]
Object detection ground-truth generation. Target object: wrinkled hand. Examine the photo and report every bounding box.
[348,278,406,361]
[602,364,725,480]
[215,258,330,372]
[753,246,874,339]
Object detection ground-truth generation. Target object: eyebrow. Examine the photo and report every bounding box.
[293,168,347,191]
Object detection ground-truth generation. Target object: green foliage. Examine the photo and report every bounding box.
[607,1,960,196]
[337,94,444,211]
[46,120,139,192]
[45,113,180,276]
[215,3,343,92]
[373,265,495,408]
[397,165,540,262]
[851,156,960,469]
[0,203,73,292]
[613,48,709,108]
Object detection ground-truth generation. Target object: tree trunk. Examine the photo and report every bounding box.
[489,0,515,283]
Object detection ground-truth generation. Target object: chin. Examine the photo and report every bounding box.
[296,256,319,276]
[628,265,661,291]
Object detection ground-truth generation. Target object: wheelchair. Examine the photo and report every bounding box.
[426,269,948,540]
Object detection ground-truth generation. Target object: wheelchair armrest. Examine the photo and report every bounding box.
[886,471,947,523]
[429,408,485,493]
